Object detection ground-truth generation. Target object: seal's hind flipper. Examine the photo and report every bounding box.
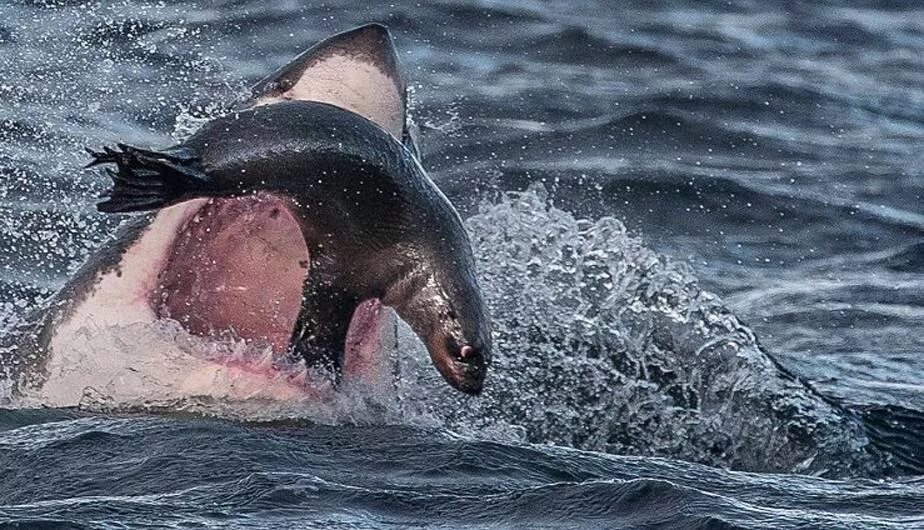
[87,144,208,213]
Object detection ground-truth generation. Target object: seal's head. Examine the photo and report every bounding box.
[396,265,492,395]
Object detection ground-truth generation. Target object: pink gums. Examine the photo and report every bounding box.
[152,195,389,393]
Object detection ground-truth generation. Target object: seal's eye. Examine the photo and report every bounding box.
[443,336,461,360]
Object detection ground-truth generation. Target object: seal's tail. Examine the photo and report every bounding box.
[86,144,207,213]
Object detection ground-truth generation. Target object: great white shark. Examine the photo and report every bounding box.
[1,24,491,407]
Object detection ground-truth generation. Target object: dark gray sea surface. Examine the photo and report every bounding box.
[0,1,922,528]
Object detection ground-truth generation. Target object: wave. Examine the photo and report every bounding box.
[1,411,922,529]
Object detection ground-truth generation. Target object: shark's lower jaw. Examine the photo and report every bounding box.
[34,195,393,407]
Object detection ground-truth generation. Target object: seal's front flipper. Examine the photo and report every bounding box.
[289,276,359,377]
[88,144,208,213]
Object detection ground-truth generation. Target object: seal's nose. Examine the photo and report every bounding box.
[427,335,489,395]
[451,344,487,395]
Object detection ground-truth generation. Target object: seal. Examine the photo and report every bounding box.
[88,98,491,392]
[2,24,490,405]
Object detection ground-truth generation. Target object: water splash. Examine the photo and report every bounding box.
[10,317,423,428]
[390,186,882,476]
[171,101,234,143]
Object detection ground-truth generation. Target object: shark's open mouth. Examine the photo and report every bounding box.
[144,194,392,390]
[154,194,309,354]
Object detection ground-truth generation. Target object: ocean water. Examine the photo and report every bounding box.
[0,1,923,528]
